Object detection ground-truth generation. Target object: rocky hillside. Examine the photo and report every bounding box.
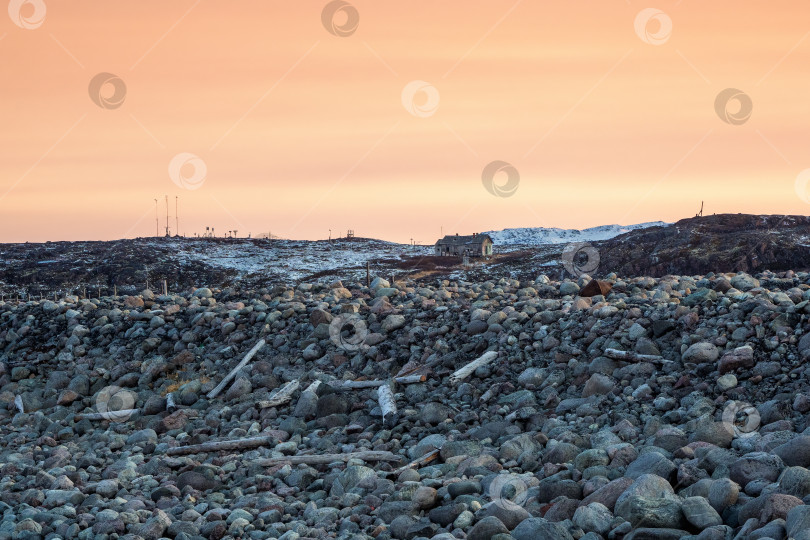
[0,237,423,297]
[2,269,810,539]
[597,214,810,278]
[2,215,810,299]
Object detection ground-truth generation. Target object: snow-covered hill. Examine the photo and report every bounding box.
[483,221,669,246]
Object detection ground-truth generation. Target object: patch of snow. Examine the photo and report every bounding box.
[484,221,669,246]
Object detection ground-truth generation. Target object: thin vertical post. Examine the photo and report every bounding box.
[366,262,370,287]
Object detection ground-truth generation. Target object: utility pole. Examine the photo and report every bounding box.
[165,195,170,237]
[175,196,179,237]
[154,198,158,236]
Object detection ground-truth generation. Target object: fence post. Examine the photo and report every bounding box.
[366,262,370,288]
[163,280,167,296]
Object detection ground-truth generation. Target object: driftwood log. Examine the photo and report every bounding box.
[166,392,177,413]
[76,409,140,421]
[388,449,441,476]
[254,450,400,466]
[604,348,672,364]
[449,351,498,384]
[207,339,266,399]
[166,435,276,456]
[377,383,397,425]
[337,374,426,389]
[258,380,300,409]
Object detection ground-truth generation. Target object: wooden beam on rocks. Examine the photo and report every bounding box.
[337,374,426,389]
[76,409,140,421]
[339,380,386,389]
[378,383,397,426]
[166,392,177,413]
[604,348,672,364]
[254,450,400,467]
[207,339,266,399]
[166,435,276,456]
[257,380,300,409]
[449,351,498,384]
[387,449,440,477]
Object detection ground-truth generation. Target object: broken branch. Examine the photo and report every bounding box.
[254,450,400,466]
[378,383,397,426]
[337,374,426,389]
[76,409,140,421]
[166,435,276,456]
[388,449,440,476]
[207,339,266,399]
[604,348,672,364]
[449,350,498,384]
[257,380,300,409]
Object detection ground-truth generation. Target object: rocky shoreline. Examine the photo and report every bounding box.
[2,270,810,540]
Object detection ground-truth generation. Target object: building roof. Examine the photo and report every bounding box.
[435,233,493,246]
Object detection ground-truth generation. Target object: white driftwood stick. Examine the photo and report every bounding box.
[166,435,276,456]
[480,385,499,403]
[14,395,24,414]
[258,380,300,408]
[604,348,672,364]
[339,374,426,389]
[378,384,397,423]
[254,450,400,466]
[395,374,427,384]
[304,380,321,393]
[449,351,498,384]
[388,448,440,476]
[166,392,177,413]
[76,409,140,421]
[207,339,266,399]
[339,380,385,389]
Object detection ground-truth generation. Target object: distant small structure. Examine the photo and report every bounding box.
[346,229,355,239]
[435,233,493,257]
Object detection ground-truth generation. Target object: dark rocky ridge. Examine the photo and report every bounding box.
[2,215,810,298]
[596,214,810,278]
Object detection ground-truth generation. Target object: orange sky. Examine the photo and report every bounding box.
[2,1,810,243]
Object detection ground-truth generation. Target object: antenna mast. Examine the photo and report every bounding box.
[165,195,170,237]
[154,198,158,237]
[175,196,179,237]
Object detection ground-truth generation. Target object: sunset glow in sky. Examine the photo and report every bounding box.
[2,1,810,243]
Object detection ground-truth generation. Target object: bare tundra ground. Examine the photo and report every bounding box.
[2,270,810,540]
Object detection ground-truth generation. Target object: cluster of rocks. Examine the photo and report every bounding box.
[2,269,810,540]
